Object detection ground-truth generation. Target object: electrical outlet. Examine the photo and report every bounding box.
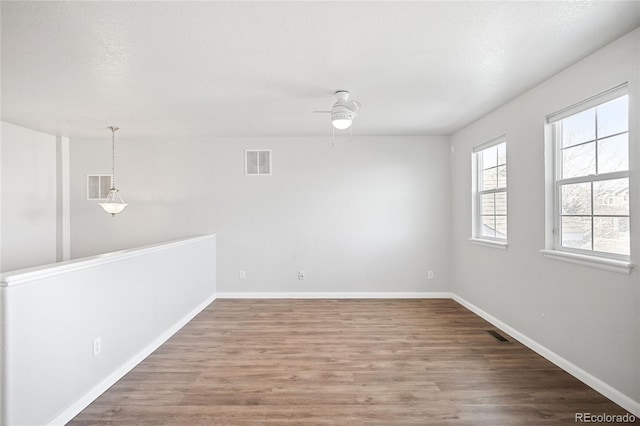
[427,271,434,279]
[239,270,246,279]
[298,271,305,280]
[93,337,101,357]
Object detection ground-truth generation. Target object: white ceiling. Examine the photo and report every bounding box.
[2,1,639,140]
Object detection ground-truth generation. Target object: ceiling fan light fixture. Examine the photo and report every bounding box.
[314,90,361,135]
[332,115,354,130]
[331,98,356,130]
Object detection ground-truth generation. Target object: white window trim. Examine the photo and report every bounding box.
[539,249,633,274]
[471,134,508,245]
[468,238,508,250]
[543,84,631,268]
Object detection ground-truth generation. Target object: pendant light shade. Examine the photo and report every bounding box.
[99,126,128,217]
[99,188,127,215]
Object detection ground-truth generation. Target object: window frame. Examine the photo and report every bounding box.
[546,84,631,263]
[471,135,508,245]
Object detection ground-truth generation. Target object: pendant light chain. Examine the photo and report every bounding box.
[99,125,127,216]
[109,126,119,189]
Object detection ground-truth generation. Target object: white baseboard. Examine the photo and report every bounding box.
[451,294,640,418]
[47,294,216,426]
[216,292,453,299]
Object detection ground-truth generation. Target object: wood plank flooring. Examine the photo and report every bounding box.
[69,299,637,425]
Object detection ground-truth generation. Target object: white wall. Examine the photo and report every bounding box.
[70,135,451,295]
[0,235,216,426]
[450,29,640,410]
[0,122,57,272]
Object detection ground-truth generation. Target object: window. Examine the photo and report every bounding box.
[87,175,112,200]
[473,136,507,242]
[547,87,629,259]
[245,150,271,175]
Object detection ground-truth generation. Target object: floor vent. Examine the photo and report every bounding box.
[486,330,510,342]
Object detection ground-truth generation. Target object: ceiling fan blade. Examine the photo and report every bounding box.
[313,110,332,113]
[345,100,361,111]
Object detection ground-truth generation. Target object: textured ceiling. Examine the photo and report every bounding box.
[2,1,639,139]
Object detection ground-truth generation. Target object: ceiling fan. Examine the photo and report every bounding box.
[314,90,361,130]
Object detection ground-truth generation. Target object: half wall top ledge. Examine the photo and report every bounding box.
[0,235,216,286]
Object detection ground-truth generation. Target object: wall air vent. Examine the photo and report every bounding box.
[245,150,271,176]
[486,329,510,343]
[87,175,112,200]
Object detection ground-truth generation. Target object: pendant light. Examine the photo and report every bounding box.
[99,126,128,216]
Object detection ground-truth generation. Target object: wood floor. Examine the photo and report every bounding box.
[70,299,636,425]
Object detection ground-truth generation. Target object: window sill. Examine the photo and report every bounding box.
[468,238,508,250]
[539,249,634,274]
